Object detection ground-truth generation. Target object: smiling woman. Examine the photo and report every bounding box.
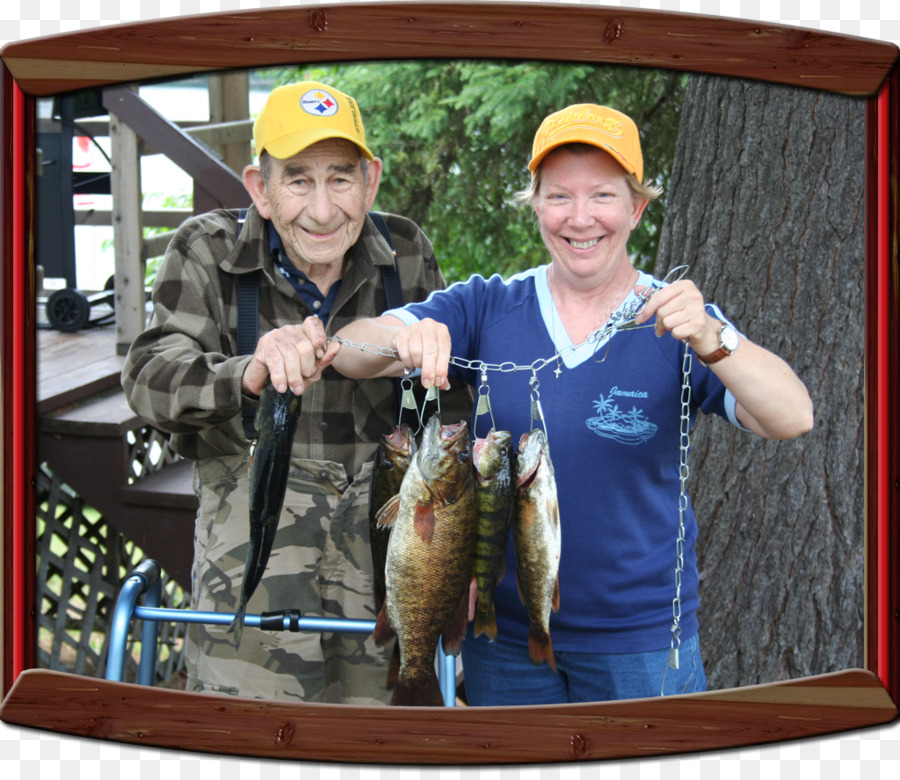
[1,0,898,767]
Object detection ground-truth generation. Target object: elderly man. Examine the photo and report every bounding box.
[122,81,465,704]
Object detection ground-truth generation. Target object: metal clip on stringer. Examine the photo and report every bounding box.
[529,373,548,437]
[473,366,496,436]
[419,381,441,427]
[399,368,419,428]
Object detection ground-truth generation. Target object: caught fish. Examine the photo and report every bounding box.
[472,429,515,641]
[228,378,300,650]
[369,424,417,615]
[514,428,561,671]
[373,416,478,706]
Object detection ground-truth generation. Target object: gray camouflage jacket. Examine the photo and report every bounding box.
[122,204,455,479]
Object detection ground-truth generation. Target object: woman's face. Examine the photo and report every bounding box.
[533,146,648,288]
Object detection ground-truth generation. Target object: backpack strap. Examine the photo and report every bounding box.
[235,209,264,440]
[368,211,407,419]
[369,211,404,310]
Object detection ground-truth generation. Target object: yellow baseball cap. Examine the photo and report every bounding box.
[253,81,375,161]
[528,104,643,182]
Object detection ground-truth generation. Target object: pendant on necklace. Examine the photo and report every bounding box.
[554,360,562,378]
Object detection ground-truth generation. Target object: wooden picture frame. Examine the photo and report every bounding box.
[1,2,898,765]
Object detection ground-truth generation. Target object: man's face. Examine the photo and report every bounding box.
[247,138,381,274]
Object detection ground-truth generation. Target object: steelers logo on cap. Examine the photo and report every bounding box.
[299,89,339,117]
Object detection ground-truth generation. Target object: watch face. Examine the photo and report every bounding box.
[722,325,739,352]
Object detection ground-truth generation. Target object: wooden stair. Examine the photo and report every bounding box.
[38,327,196,589]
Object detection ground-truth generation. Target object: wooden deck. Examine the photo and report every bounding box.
[37,317,125,415]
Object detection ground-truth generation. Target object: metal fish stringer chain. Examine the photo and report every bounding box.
[661,339,694,696]
[328,264,691,381]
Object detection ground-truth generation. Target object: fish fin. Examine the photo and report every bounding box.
[413,501,436,543]
[441,590,469,656]
[386,642,400,690]
[517,499,536,530]
[515,572,527,607]
[552,576,560,612]
[390,671,444,707]
[473,600,498,641]
[375,495,401,529]
[373,605,396,647]
[529,630,557,673]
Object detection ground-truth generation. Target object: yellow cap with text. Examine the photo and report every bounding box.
[528,104,643,181]
[254,81,374,161]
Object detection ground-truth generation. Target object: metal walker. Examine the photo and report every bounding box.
[105,559,458,706]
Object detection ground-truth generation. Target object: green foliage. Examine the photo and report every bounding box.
[143,191,193,287]
[265,61,685,282]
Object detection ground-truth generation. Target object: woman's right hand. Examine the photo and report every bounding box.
[391,317,453,390]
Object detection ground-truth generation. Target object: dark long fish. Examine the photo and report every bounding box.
[369,424,417,615]
[228,378,300,650]
[472,429,515,641]
[514,428,561,671]
[373,416,478,706]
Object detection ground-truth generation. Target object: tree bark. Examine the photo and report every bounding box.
[656,75,865,689]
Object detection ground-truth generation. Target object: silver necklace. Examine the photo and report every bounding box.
[548,265,637,377]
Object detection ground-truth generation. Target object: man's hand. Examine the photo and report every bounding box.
[242,316,340,396]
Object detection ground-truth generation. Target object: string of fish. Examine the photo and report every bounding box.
[335,265,694,687]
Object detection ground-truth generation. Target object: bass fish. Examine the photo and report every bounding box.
[373,416,478,706]
[472,429,515,641]
[228,378,300,650]
[514,428,561,671]
[369,423,417,615]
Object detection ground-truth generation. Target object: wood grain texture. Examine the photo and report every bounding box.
[1,669,896,764]
[0,3,897,97]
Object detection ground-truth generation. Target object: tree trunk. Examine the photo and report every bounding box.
[655,75,865,690]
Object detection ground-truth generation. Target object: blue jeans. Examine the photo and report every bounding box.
[460,629,707,706]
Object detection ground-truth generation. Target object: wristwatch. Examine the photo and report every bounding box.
[698,322,739,365]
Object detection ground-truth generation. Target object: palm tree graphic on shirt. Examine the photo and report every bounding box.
[586,393,658,445]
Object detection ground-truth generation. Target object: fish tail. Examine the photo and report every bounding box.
[386,643,401,690]
[390,671,445,707]
[529,629,556,673]
[473,599,498,641]
[440,590,470,656]
[373,606,396,647]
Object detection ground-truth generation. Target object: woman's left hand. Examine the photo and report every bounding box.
[634,279,721,355]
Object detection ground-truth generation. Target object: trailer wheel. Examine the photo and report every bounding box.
[46,288,91,332]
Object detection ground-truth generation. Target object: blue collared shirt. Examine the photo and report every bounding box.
[267,221,342,324]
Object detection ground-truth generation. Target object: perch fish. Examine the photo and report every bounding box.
[513,428,561,671]
[472,428,515,641]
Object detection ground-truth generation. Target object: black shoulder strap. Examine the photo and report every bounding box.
[369,211,404,310]
[235,208,263,440]
[368,211,407,418]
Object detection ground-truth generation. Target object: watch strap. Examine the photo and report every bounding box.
[698,345,730,365]
[698,323,737,366]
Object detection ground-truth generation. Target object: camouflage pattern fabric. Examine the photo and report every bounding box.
[185,454,394,704]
